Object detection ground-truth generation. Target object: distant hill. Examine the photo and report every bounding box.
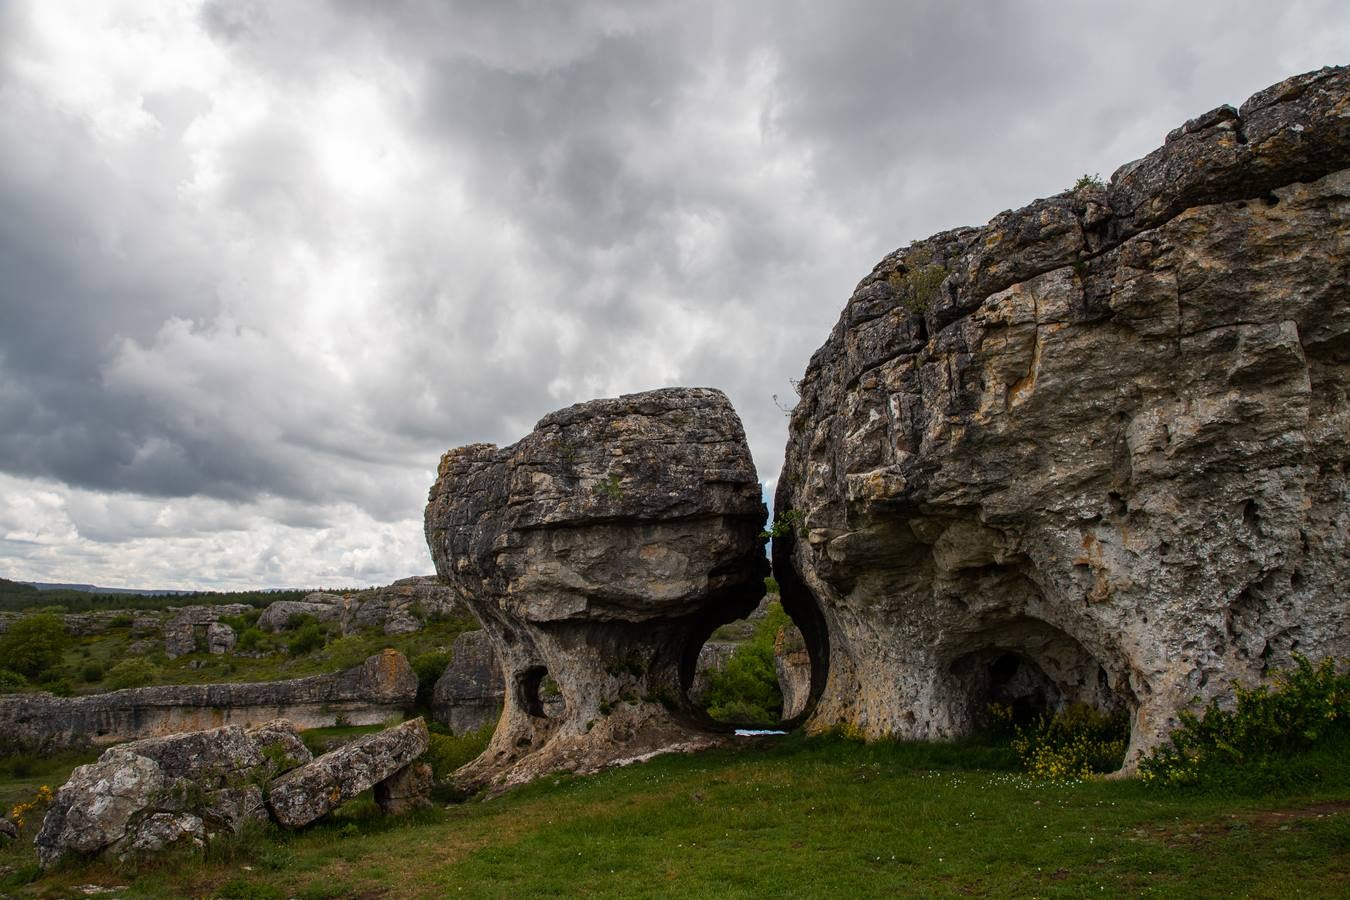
[24,581,198,596]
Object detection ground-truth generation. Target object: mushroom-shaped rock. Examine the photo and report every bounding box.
[425,387,768,790]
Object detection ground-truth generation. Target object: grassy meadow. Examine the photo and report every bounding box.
[2,732,1347,898]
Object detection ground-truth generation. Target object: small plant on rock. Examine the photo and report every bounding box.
[1071,172,1105,193]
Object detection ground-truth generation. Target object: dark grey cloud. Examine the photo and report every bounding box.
[1,0,1346,587]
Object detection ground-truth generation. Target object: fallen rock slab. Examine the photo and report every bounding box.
[267,718,429,828]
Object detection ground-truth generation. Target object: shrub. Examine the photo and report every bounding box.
[704,602,792,725]
[1011,704,1129,781]
[236,626,266,652]
[1140,655,1350,790]
[1072,173,1105,192]
[0,613,68,678]
[412,650,452,708]
[324,635,370,669]
[424,725,494,781]
[104,657,161,690]
[286,612,320,631]
[0,668,26,691]
[764,575,780,595]
[80,661,105,683]
[287,621,327,656]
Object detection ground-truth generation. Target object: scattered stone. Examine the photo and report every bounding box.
[374,761,434,815]
[268,718,430,828]
[0,816,17,842]
[773,65,1350,771]
[426,387,768,791]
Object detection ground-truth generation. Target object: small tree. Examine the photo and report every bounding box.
[0,613,68,678]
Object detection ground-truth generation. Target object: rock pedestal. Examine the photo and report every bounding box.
[425,387,767,790]
[774,66,1350,770]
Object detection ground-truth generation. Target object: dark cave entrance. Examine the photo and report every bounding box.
[977,650,1063,726]
[945,619,1132,736]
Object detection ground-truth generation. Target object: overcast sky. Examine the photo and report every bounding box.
[1,1,1345,590]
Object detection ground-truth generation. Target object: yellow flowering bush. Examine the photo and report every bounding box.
[9,784,54,832]
[1140,654,1349,789]
[1011,704,1128,781]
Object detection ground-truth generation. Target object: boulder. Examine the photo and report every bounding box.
[773,66,1350,771]
[431,630,505,734]
[258,599,340,633]
[206,622,236,655]
[0,816,17,842]
[425,387,768,790]
[267,718,430,828]
[34,721,309,868]
[162,604,253,658]
[374,761,433,815]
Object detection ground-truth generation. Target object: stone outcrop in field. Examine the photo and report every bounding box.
[0,650,417,749]
[35,717,431,866]
[35,721,311,868]
[773,66,1350,770]
[258,576,466,636]
[425,387,768,790]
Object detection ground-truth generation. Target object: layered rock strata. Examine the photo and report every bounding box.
[774,66,1350,769]
[0,650,416,749]
[425,387,767,790]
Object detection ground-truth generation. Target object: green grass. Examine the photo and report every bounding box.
[3,733,1347,898]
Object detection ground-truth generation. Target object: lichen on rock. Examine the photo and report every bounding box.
[773,65,1350,771]
[425,387,768,790]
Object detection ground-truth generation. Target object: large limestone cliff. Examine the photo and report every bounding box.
[425,387,767,789]
[774,66,1350,770]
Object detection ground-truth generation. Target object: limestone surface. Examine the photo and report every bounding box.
[773,66,1350,770]
[34,721,309,868]
[425,387,767,790]
[0,649,417,749]
[267,718,429,828]
[431,629,505,734]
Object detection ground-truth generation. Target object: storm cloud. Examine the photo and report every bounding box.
[1,1,1346,588]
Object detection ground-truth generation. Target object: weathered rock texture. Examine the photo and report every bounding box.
[774,66,1350,770]
[431,629,505,734]
[0,650,416,749]
[268,718,429,827]
[34,721,311,868]
[258,577,466,636]
[425,387,768,790]
[163,604,252,658]
[774,624,811,722]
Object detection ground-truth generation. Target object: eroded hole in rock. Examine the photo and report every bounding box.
[1241,498,1261,531]
[686,595,806,728]
[517,666,562,720]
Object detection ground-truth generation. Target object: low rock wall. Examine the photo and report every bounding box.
[0,649,416,749]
